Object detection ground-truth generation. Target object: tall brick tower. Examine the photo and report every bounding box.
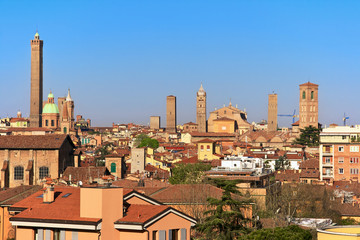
[166,95,176,132]
[299,82,319,129]
[267,93,277,132]
[30,32,43,127]
[196,84,207,132]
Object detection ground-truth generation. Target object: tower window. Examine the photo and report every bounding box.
[51,120,54,126]
[14,166,24,180]
[45,120,48,126]
[302,91,306,99]
[311,91,314,99]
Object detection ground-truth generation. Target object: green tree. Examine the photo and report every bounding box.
[293,126,321,147]
[169,163,211,184]
[95,143,113,166]
[134,134,159,149]
[339,218,359,225]
[241,225,312,240]
[275,155,289,170]
[196,179,252,240]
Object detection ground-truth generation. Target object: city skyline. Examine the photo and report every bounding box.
[1,1,360,127]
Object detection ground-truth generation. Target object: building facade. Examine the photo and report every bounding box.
[207,102,251,134]
[299,82,319,129]
[166,95,176,133]
[30,32,43,128]
[196,84,207,132]
[320,126,360,182]
[267,93,277,132]
[0,135,75,188]
[150,116,160,130]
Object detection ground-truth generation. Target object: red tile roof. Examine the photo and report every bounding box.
[115,205,169,224]
[0,134,72,149]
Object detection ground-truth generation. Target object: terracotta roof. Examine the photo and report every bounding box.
[191,132,235,137]
[299,81,318,87]
[148,184,225,204]
[115,204,169,224]
[183,122,197,125]
[299,158,319,170]
[9,118,28,123]
[10,186,101,223]
[275,170,300,182]
[195,138,215,143]
[0,185,42,206]
[300,170,319,179]
[0,134,72,149]
[7,127,53,132]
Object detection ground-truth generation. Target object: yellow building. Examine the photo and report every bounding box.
[318,226,360,240]
[197,139,221,161]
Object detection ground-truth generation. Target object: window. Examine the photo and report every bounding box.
[152,231,157,240]
[325,157,331,163]
[339,168,344,174]
[350,157,359,164]
[51,120,54,126]
[45,120,48,126]
[338,146,344,152]
[200,145,204,151]
[206,145,210,151]
[63,127,67,134]
[111,163,116,173]
[338,157,344,163]
[342,136,347,140]
[14,166,24,180]
[39,166,49,179]
[350,146,359,152]
[351,168,359,175]
[302,91,306,99]
[311,91,314,99]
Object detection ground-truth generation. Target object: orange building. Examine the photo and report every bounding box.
[320,126,360,182]
[9,185,196,240]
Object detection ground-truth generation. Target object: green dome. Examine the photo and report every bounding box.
[43,103,59,114]
[48,92,54,99]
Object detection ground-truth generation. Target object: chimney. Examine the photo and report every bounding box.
[43,182,55,203]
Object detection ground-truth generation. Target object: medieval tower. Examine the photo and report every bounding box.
[267,93,277,132]
[196,84,207,132]
[30,32,43,127]
[299,82,319,129]
[166,95,177,133]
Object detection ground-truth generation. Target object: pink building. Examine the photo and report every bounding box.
[10,184,196,240]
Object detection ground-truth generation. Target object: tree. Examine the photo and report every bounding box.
[196,179,252,240]
[94,142,113,166]
[293,126,321,147]
[134,134,159,149]
[275,155,290,170]
[169,163,211,184]
[241,225,312,240]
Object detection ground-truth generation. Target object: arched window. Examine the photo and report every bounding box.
[200,145,204,151]
[311,91,314,99]
[14,166,24,180]
[63,127,67,134]
[111,163,116,173]
[39,166,49,179]
[302,91,306,99]
[207,145,210,151]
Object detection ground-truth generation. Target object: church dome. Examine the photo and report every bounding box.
[48,92,54,99]
[43,103,59,114]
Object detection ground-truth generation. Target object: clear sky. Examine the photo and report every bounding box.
[1,0,360,127]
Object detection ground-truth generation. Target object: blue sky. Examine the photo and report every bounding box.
[1,1,360,127]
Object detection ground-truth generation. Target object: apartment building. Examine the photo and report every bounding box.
[320,126,360,182]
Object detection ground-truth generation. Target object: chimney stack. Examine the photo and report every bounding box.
[43,181,55,203]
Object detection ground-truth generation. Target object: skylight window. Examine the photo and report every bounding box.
[36,194,43,198]
[62,193,72,198]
